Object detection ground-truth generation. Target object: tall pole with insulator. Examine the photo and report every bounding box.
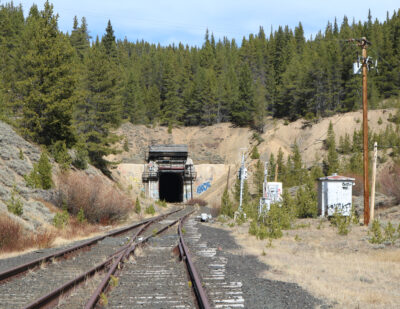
[348,37,371,226]
[361,37,370,226]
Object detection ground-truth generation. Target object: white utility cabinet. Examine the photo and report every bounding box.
[318,174,355,217]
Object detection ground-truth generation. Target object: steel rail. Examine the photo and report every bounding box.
[178,217,211,309]
[84,209,195,309]
[22,208,186,309]
[0,208,181,283]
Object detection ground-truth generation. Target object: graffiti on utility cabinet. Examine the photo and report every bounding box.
[197,181,211,194]
[327,203,351,215]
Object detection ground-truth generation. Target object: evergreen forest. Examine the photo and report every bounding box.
[1,1,400,172]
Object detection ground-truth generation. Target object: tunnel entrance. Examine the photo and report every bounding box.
[159,172,183,202]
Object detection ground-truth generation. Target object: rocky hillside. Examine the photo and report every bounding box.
[0,121,54,230]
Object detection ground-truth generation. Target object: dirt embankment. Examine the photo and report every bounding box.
[112,108,396,205]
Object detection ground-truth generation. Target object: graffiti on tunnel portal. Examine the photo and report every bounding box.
[197,181,211,194]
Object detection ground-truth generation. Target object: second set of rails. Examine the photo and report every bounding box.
[0,206,210,309]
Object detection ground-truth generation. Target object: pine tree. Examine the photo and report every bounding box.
[76,41,121,174]
[231,63,254,126]
[15,1,77,146]
[252,79,267,132]
[102,20,117,60]
[220,187,234,218]
[122,72,146,123]
[254,160,264,197]
[323,121,339,175]
[70,16,90,60]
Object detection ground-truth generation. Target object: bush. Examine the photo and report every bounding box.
[156,199,167,207]
[25,152,53,189]
[252,132,264,144]
[145,204,155,215]
[384,221,397,245]
[220,188,234,218]
[249,220,258,236]
[57,172,132,223]
[123,138,129,152]
[186,198,207,207]
[6,186,23,216]
[77,208,86,223]
[53,210,69,229]
[369,219,384,244]
[72,142,89,170]
[135,197,141,214]
[0,216,23,251]
[251,146,260,159]
[296,182,318,218]
[0,216,55,252]
[330,211,351,235]
[51,140,72,170]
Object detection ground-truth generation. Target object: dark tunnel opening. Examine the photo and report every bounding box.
[159,172,183,203]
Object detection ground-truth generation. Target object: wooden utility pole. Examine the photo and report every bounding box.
[360,37,371,226]
[370,142,378,222]
[350,37,372,225]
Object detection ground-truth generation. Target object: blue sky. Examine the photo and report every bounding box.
[12,0,400,46]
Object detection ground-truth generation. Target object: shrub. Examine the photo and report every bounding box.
[51,140,72,171]
[156,200,167,207]
[384,222,396,245]
[19,149,24,160]
[0,216,23,251]
[186,198,207,207]
[25,152,53,189]
[72,142,89,170]
[369,219,384,244]
[135,197,141,214]
[0,216,55,252]
[249,220,258,236]
[57,172,132,223]
[296,182,317,218]
[77,208,86,223]
[220,188,234,218]
[6,186,23,216]
[330,211,351,235]
[53,210,69,229]
[123,138,129,152]
[145,205,155,215]
[252,132,264,144]
[251,146,260,159]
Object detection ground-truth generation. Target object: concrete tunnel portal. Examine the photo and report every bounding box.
[142,145,196,203]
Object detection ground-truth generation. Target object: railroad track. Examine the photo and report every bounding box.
[0,206,210,308]
[183,216,245,308]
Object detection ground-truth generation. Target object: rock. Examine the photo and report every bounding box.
[0,185,10,199]
[8,159,33,176]
[372,244,385,249]
[0,167,15,187]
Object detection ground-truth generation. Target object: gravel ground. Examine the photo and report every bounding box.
[184,212,325,309]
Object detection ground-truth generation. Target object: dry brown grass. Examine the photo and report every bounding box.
[0,215,56,253]
[218,212,400,309]
[57,172,133,223]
